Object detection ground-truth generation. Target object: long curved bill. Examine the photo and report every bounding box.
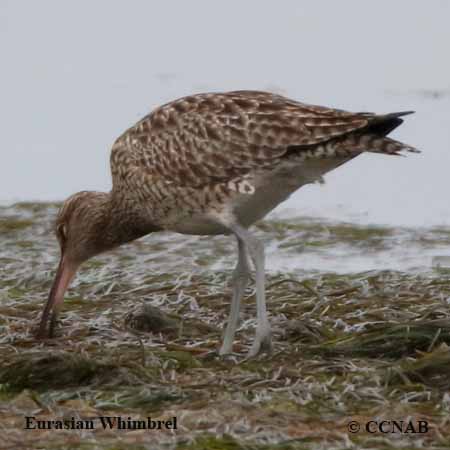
[36,256,78,339]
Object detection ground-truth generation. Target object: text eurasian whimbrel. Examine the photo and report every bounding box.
[37,90,417,357]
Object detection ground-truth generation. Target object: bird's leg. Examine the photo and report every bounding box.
[219,237,250,355]
[229,223,272,357]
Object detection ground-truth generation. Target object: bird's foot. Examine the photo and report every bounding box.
[245,326,272,359]
[48,313,59,338]
[200,348,239,363]
[36,315,57,340]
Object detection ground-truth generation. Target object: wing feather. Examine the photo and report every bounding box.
[110,91,373,189]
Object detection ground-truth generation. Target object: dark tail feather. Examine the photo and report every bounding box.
[365,111,415,137]
[334,111,419,155]
[287,110,418,160]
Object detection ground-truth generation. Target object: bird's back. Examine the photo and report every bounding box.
[108,91,417,234]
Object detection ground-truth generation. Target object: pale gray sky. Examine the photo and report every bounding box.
[1,0,449,225]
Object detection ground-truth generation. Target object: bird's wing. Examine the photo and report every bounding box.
[110,90,373,189]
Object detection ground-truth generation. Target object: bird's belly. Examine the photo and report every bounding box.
[232,157,350,227]
[231,174,303,227]
[165,157,351,235]
[168,215,229,235]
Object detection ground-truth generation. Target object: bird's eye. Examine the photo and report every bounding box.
[57,223,67,243]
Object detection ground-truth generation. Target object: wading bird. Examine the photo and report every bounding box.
[37,90,417,357]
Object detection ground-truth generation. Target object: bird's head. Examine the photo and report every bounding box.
[36,191,112,338]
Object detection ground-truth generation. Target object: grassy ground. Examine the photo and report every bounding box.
[1,203,450,449]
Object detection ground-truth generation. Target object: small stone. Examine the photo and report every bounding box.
[124,304,179,334]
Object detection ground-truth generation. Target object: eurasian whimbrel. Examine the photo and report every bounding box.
[37,90,417,357]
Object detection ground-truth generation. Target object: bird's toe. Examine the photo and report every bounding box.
[246,329,272,359]
[201,349,239,363]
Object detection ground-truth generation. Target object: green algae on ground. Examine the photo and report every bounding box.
[0,352,121,391]
[176,435,307,450]
[2,202,450,449]
[258,218,394,247]
[314,320,450,359]
[385,343,450,389]
[94,386,186,411]
[0,217,34,232]
[11,201,61,212]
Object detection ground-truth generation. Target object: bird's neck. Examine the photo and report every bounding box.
[101,191,161,249]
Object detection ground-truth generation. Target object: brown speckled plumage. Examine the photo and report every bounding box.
[37,90,418,356]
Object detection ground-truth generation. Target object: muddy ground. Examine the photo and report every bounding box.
[1,203,450,449]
